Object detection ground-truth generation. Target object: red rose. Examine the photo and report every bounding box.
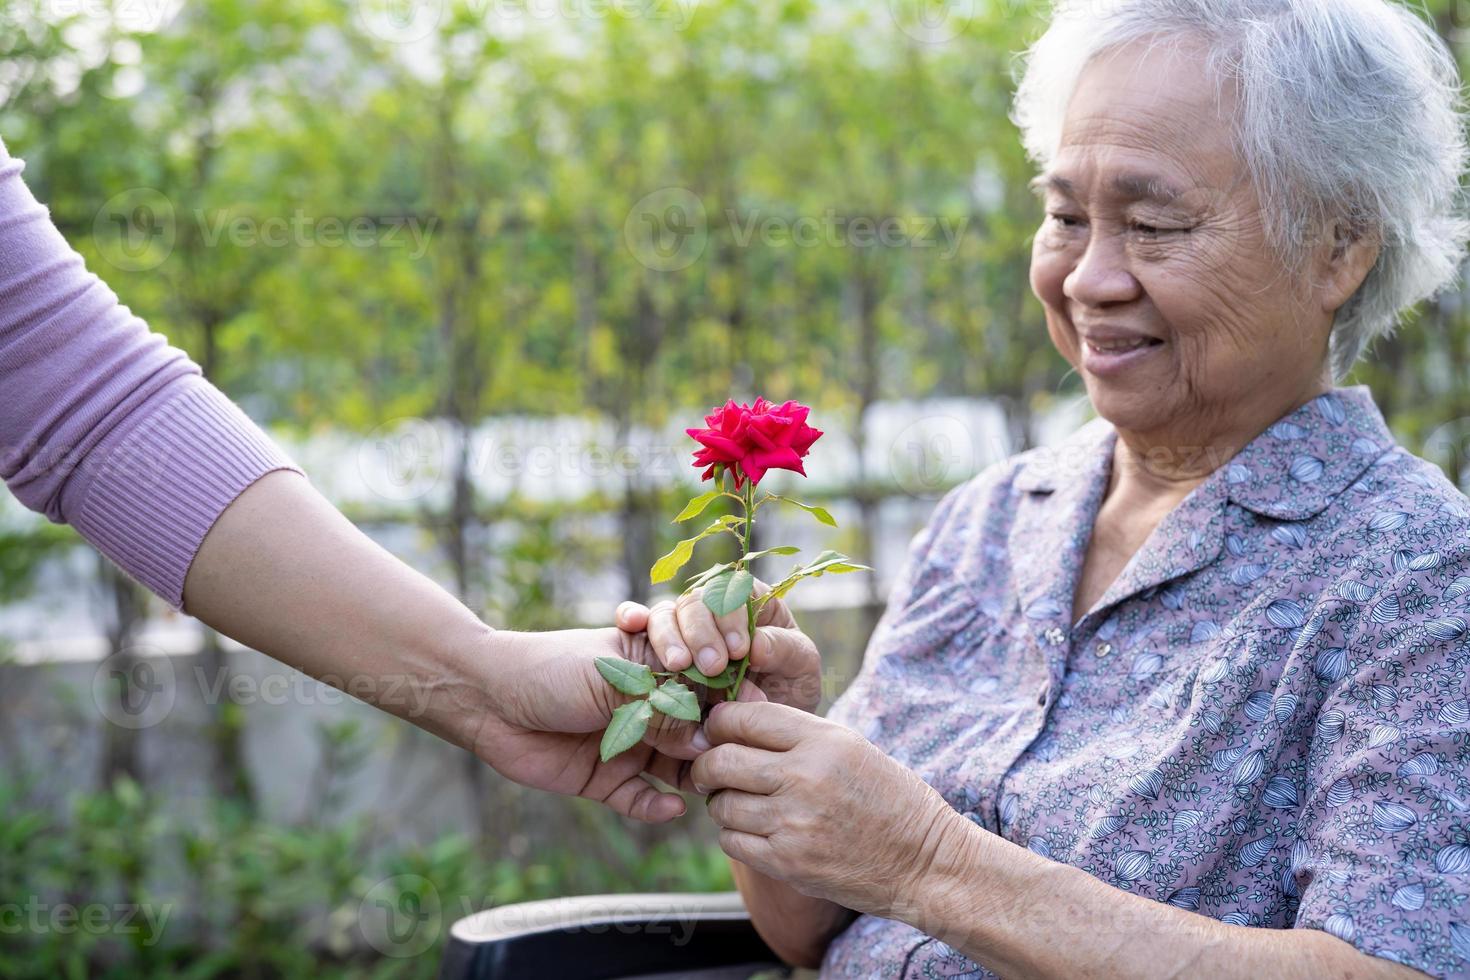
[686,397,823,489]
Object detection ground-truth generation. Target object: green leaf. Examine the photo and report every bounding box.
[798,550,871,575]
[600,700,653,762]
[741,545,800,562]
[765,578,799,602]
[684,561,735,590]
[594,657,656,696]
[650,515,742,585]
[648,680,701,722]
[702,568,755,616]
[651,538,696,584]
[680,662,739,690]
[764,552,873,602]
[774,496,837,527]
[673,490,721,523]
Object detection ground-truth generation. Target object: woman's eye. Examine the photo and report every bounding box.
[1131,221,1191,237]
[1045,214,1193,235]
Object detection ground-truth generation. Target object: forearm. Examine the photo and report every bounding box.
[731,859,854,969]
[909,817,1427,980]
[181,470,498,751]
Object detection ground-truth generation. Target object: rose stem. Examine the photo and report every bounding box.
[729,479,756,700]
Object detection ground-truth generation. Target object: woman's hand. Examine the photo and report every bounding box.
[692,700,967,918]
[615,583,823,712]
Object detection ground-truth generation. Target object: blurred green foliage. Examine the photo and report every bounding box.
[0,720,732,979]
[1,0,1065,455]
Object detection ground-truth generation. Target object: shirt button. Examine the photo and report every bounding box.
[1096,642,1113,658]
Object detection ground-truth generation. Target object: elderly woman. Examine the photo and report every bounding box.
[618,0,1470,976]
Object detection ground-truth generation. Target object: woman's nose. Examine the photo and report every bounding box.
[1063,227,1141,307]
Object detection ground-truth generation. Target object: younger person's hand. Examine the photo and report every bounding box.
[472,627,706,822]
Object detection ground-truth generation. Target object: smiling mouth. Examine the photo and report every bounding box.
[1083,336,1164,354]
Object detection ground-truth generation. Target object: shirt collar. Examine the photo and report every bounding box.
[1219,385,1394,520]
[1012,385,1395,522]
[1012,414,1116,494]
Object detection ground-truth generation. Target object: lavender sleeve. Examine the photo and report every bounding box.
[0,139,302,609]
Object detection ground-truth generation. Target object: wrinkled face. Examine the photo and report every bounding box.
[1028,36,1334,446]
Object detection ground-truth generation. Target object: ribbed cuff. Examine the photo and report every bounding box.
[71,375,303,610]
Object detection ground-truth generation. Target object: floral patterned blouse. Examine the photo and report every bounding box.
[822,385,1470,979]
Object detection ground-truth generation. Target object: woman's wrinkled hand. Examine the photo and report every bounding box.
[691,701,968,919]
[615,582,823,713]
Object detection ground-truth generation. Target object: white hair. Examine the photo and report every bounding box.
[1008,0,1470,378]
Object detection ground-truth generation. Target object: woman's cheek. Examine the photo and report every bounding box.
[1030,248,1078,359]
[1029,233,1069,305]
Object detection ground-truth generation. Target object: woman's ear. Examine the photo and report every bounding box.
[1317,218,1381,317]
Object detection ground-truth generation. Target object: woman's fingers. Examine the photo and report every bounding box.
[615,600,650,634]
[704,700,811,752]
[713,600,751,661]
[749,625,819,675]
[734,679,768,703]
[623,585,792,684]
[645,750,697,794]
[691,742,785,795]
[751,583,797,629]
[642,709,704,760]
[644,599,692,671]
[718,828,775,871]
[749,625,822,709]
[580,740,687,822]
[603,772,687,823]
[676,591,736,676]
[706,788,776,835]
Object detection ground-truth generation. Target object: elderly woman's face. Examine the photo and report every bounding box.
[1028,39,1333,443]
